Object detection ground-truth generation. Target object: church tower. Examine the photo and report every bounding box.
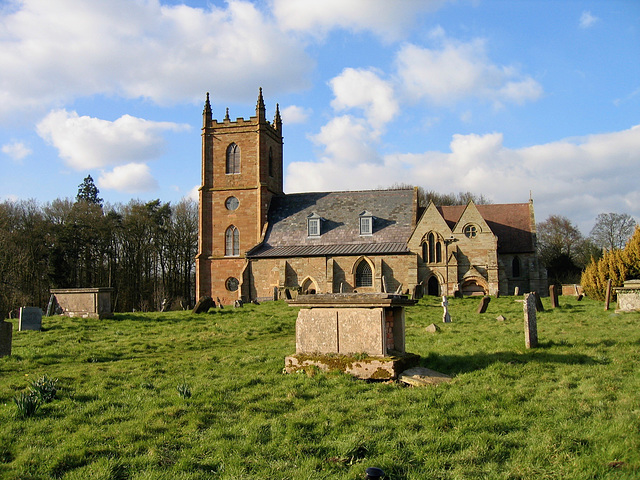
[196,89,284,304]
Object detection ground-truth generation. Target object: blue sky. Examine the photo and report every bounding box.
[1,0,638,234]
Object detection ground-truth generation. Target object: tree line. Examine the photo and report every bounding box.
[0,176,198,317]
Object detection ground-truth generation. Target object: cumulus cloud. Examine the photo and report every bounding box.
[272,0,448,40]
[395,35,543,107]
[330,68,398,126]
[36,109,189,170]
[98,163,158,193]
[286,125,640,231]
[2,140,32,161]
[0,0,312,120]
[281,105,312,124]
[580,11,599,29]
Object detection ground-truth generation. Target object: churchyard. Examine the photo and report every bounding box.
[1,295,638,479]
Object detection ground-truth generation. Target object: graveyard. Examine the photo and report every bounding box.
[1,295,639,479]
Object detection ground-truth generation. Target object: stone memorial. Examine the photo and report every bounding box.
[514,286,520,296]
[614,280,640,312]
[50,288,114,319]
[19,307,42,331]
[441,296,451,323]
[284,293,419,379]
[604,279,612,311]
[523,293,538,348]
[0,319,12,357]
[533,291,544,312]
[425,323,439,333]
[476,295,491,314]
[549,285,559,309]
[192,296,214,314]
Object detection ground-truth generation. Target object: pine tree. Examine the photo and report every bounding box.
[76,175,103,207]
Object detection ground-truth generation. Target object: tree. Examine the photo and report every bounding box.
[537,215,584,284]
[590,212,637,251]
[386,183,492,207]
[76,175,103,207]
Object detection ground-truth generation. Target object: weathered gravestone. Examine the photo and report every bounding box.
[514,286,520,296]
[604,279,612,311]
[425,323,440,333]
[549,284,559,309]
[0,319,12,357]
[476,295,491,314]
[192,296,214,314]
[19,307,42,331]
[523,293,538,348]
[496,315,506,322]
[441,296,451,323]
[533,291,544,312]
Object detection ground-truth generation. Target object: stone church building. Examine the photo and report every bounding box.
[196,90,547,304]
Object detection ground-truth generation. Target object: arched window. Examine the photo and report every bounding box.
[355,260,373,287]
[436,241,442,263]
[225,225,239,256]
[422,242,428,262]
[268,147,274,177]
[428,233,435,263]
[512,256,521,278]
[226,143,240,174]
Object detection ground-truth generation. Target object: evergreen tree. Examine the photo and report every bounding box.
[76,175,103,207]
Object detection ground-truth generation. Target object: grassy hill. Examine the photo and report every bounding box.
[1,296,639,479]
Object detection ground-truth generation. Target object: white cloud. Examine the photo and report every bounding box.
[272,0,448,40]
[186,185,200,203]
[0,0,312,120]
[2,140,32,161]
[36,109,189,170]
[286,125,640,232]
[98,163,158,193]
[329,68,398,126]
[281,105,311,124]
[395,36,543,107]
[580,11,598,29]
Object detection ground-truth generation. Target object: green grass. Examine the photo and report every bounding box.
[1,296,639,479]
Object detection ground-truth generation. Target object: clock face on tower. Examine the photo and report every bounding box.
[225,196,239,211]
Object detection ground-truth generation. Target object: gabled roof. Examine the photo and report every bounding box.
[437,203,535,253]
[247,189,415,258]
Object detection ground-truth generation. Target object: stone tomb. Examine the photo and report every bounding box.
[19,307,42,331]
[614,280,640,312]
[50,288,114,319]
[284,293,419,380]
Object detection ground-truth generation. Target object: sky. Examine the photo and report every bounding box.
[0,0,639,234]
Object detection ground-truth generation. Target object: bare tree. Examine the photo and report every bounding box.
[589,212,637,251]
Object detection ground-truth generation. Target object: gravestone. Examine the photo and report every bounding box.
[577,294,584,301]
[216,297,224,309]
[192,296,214,314]
[0,320,12,357]
[476,295,490,314]
[549,285,559,309]
[425,323,439,333]
[496,315,506,321]
[533,291,544,312]
[454,290,463,299]
[273,286,278,301]
[19,307,42,331]
[514,286,520,296]
[523,293,538,348]
[234,299,244,308]
[441,296,451,323]
[604,279,612,311]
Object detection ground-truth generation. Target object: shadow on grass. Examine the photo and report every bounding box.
[422,348,601,375]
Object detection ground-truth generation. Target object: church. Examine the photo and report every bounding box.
[196,90,547,305]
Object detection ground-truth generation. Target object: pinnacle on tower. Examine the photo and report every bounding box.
[203,92,212,126]
[274,103,282,132]
[256,87,266,121]
[225,107,230,121]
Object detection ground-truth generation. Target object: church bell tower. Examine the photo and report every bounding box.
[196,89,284,304]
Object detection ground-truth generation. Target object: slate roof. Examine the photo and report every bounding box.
[437,203,535,253]
[247,189,415,258]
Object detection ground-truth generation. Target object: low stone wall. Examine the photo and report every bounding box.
[50,288,114,319]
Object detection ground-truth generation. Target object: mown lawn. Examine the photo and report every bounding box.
[1,295,639,479]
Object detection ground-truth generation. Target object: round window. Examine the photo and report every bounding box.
[225,196,239,211]
[463,224,478,238]
[225,277,239,292]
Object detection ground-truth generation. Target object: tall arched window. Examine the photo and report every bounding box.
[355,260,373,287]
[422,242,428,262]
[436,241,442,263]
[225,225,239,256]
[512,256,521,278]
[226,143,240,174]
[268,147,274,177]
[428,232,435,263]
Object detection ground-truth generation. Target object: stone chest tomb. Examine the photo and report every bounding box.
[50,288,114,319]
[614,280,640,312]
[284,293,419,379]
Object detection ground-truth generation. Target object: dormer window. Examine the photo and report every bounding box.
[307,212,322,237]
[359,211,373,236]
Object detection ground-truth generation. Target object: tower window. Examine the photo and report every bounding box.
[226,143,240,174]
[225,225,239,256]
[355,260,373,287]
[268,147,274,177]
[512,256,521,278]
